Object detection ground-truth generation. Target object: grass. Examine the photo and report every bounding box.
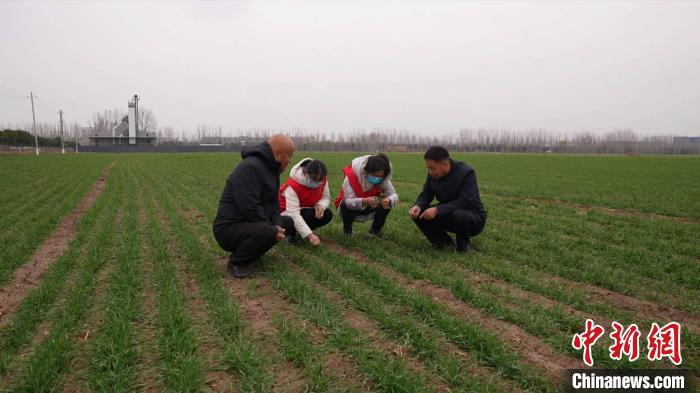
[145,159,438,392]
[274,246,512,393]
[140,162,274,392]
[0,160,119,377]
[0,159,108,286]
[4,164,125,392]
[265,258,435,393]
[272,314,338,392]
[281,244,554,391]
[86,165,144,392]
[0,151,697,391]
[142,186,205,392]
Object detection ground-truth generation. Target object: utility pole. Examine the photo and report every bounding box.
[75,126,79,154]
[30,92,38,155]
[134,94,139,135]
[59,110,65,154]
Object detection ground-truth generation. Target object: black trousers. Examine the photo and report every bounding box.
[213,216,295,266]
[412,208,486,246]
[295,207,334,232]
[339,201,390,233]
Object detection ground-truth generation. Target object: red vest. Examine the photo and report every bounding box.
[279,177,327,212]
[334,165,381,208]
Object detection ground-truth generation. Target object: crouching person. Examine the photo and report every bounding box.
[213,135,296,278]
[279,158,333,246]
[334,153,399,239]
[409,146,487,252]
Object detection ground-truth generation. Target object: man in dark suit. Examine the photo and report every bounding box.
[409,146,487,252]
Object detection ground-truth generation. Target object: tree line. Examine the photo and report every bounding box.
[2,117,698,154]
[0,129,72,148]
[196,127,699,155]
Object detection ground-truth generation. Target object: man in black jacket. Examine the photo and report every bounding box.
[213,134,296,278]
[409,146,487,252]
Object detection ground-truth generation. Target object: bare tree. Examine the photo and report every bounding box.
[162,126,175,139]
[138,107,157,134]
[90,108,126,135]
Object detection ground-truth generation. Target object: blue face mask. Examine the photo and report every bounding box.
[305,173,322,189]
[367,175,383,185]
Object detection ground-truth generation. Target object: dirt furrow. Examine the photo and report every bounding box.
[457,252,700,335]
[0,163,113,326]
[133,210,164,393]
[217,258,308,393]
[486,193,699,224]
[242,267,372,391]
[444,260,614,326]
[275,252,463,393]
[156,205,238,393]
[2,208,122,392]
[59,259,118,393]
[176,207,310,391]
[322,239,583,381]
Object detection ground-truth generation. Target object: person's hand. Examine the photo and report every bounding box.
[308,233,321,246]
[363,197,379,208]
[419,207,438,221]
[380,198,391,209]
[275,226,286,241]
[314,204,325,219]
[409,205,421,219]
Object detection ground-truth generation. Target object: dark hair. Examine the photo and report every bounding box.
[365,153,391,177]
[301,159,327,180]
[423,146,450,161]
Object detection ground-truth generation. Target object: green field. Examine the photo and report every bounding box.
[0,152,698,392]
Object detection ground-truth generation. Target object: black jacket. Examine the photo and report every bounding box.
[214,142,282,229]
[415,159,486,218]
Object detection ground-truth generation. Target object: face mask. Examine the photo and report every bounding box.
[305,173,321,189]
[367,175,383,185]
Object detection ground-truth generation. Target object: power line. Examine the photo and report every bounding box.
[0,82,26,95]
[0,90,26,99]
[34,96,55,112]
[0,85,27,98]
[0,83,58,117]
[0,83,57,112]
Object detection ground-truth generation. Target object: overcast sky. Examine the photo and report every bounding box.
[1,1,698,136]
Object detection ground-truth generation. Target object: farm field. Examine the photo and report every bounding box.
[0,152,698,392]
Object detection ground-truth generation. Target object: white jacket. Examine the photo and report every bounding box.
[281,158,331,238]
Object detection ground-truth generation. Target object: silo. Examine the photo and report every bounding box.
[128,95,138,145]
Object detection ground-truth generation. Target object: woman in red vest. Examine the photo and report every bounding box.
[334,153,399,238]
[279,158,332,246]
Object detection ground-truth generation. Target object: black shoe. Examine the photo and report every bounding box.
[228,259,258,279]
[456,235,470,253]
[343,227,352,236]
[368,230,388,240]
[431,239,454,250]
